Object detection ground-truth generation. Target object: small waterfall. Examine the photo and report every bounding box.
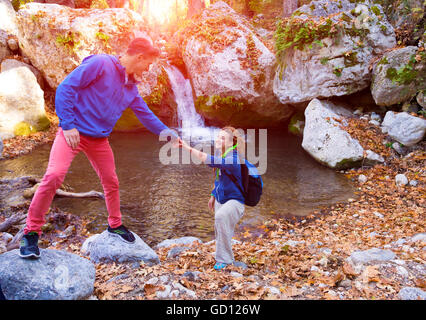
[164,65,215,142]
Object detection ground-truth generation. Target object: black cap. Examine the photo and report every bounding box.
[127,37,160,57]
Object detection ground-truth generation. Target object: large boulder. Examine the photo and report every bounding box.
[0,0,18,36]
[0,249,95,300]
[371,46,425,106]
[178,1,293,127]
[81,230,160,264]
[0,66,49,140]
[16,3,143,89]
[301,99,385,169]
[273,0,396,104]
[381,111,426,146]
[1,58,45,89]
[16,4,176,132]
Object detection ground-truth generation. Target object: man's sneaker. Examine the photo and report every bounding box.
[107,224,136,244]
[19,232,41,259]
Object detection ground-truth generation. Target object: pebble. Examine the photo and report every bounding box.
[156,285,172,299]
[409,180,418,187]
[369,119,380,126]
[266,286,281,296]
[358,174,367,184]
[373,211,384,219]
[230,272,243,278]
[370,112,381,122]
[146,277,159,285]
[310,266,320,272]
[338,279,352,289]
[396,266,409,278]
[395,174,408,186]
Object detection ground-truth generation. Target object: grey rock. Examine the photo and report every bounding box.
[372,46,424,106]
[347,248,396,265]
[266,286,281,295]
[167,246,189,259]
[417,91,426,109]
[302,99,384,169]
[274,0,396,104]
[381,111,426,146]
[81,231,159,264]
[395,174,408,186]
[230,271,243,278]
[233,260,248,270]
[156,236,202,249]
[156,284,172,299]
[410,233,426,244]
[0,30,12,68]
[338,279,352,289]
[0,66,47,140]
[183,271,201,281]
[373,211,384,219]
[398,287,426,300]
[409,180,418,187]
[6,38,18,51]
[0,0,18,36]
[370,112,382,122]
[172,282,197,298]
[358,174,367,184]
[1,59,45,89]
[392,142,405,155]
[369,120,380,126]
[182,1,293,126]
[0,249,95,300]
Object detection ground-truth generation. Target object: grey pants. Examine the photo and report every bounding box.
[214,199,245,264]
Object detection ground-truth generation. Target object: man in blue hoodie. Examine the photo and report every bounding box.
[20,38,178,259]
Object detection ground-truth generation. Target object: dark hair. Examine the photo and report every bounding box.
[127,37,160,57]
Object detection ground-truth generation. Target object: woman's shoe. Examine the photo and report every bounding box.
[214,262,228,270]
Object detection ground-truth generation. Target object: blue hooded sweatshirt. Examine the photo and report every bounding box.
[208,149,245,205]
[55,54,174,138]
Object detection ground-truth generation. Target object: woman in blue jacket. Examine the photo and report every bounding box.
[177,127,245,270]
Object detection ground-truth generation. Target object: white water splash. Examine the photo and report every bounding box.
[164,65,217,142]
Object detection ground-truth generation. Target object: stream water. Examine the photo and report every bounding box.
[0,67,355,246]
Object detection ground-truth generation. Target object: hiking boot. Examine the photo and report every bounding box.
[19,232,41,259]
[107,224,136,244]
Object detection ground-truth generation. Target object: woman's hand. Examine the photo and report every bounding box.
[208,195,215,212]
[63,128,80,149]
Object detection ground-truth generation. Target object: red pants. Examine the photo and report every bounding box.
[24,127,122,234]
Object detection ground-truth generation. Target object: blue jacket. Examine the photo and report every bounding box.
[208,150,245,205]
[55,54,173,138]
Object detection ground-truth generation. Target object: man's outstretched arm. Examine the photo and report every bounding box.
[129,95,178,138]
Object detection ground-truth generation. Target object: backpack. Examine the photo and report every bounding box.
[223,159,263,207]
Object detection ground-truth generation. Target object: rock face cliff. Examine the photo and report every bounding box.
[273,0,396,104]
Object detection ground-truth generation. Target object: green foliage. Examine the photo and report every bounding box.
[371,5,381,16]
[333,66,343,77]
[95,31,111,51]
[56,32,80,53]
[11,0,32,11]
[275,17,336,57]
[385,54,422,85]
[320,57,329,65]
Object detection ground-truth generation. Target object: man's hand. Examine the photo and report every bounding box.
[63,128,80,149]
[208,195,215,212]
